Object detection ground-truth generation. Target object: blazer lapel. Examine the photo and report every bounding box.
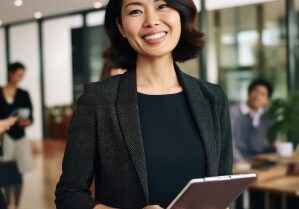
[175,65,220,176]
[115,70,149,203]
[115,66,220,203]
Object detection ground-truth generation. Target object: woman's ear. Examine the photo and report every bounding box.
[116,18,127,38]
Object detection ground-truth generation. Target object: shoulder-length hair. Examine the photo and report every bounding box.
[104,0,205,69]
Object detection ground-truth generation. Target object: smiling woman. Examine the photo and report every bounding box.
[118,0,182,61]
[104,0,205,69]
[55,1,232,209]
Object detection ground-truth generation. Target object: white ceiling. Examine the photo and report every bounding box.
[0,0,287,26]
[0,0,106,25]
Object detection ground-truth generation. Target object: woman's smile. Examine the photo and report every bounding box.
[142,31,168,44]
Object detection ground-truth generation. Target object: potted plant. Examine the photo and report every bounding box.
[267,92,299,157]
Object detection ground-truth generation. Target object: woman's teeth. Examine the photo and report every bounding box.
[144,32,166,40]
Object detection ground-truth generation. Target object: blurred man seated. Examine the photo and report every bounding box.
[230,79,275,209]
[231,79,275,163]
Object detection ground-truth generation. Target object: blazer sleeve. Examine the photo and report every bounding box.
[24,91,34,122]
[55,85,98,209]
[218,87,233,175]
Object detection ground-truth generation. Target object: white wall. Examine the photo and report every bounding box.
[207,12,218,84]
[43,15,83,107]
[0,28,6,86]
[87,10,105,27]
[10,23,42,139]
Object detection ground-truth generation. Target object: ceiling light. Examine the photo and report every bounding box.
[34,12,43,19]
[94,1,103,9]
[14,0,24,7]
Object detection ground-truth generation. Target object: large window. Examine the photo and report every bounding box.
[0,28,6,85]
[208,0,287,103]
[263,0,287,98]
[295,0,299,90]
[43,15,83,107]
[9,23,42,139]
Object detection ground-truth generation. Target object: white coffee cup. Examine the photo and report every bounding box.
[277,142,294,158]
[18,108,30,119]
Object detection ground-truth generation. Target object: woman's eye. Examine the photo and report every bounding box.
[157,3,169,10]
[129,10,142,15]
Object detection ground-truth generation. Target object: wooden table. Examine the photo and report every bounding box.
[252,175,299,196]
[252,152,299,165]
[233,152,299,209]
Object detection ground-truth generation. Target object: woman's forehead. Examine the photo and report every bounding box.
[11,68,24,74]
[122,0,166,7]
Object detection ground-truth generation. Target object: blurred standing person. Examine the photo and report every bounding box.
[0,62,33,209]
[0,117,18,209]
[100,48,127,80]
[0,118,17,133]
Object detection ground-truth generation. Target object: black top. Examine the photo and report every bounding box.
[0,87,33,139]
[138,91,206,208]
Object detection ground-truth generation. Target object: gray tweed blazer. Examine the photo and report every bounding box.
[55,65,232,209]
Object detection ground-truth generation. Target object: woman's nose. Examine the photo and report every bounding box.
[143,10,160,28]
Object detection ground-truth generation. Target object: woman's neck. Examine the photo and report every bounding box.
[3,83,17,98]
[136,55,182,95]
[5,83,17,89]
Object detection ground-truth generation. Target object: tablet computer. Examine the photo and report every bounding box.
[167,173,256,209]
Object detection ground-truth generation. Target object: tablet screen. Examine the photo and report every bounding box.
[167,174,256,209]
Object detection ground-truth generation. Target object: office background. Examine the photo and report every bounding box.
[1,0,299,140]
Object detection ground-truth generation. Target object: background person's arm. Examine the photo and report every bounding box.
[0,117,17,134]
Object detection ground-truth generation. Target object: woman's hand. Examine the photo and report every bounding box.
[17,119,32,127]
[0,117,17,133]
[143,205,164,209]
[93,204,164,209]
[93,204,119,209]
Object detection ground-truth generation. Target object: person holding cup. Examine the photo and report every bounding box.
[0,118,17,134]
[0,62,33,209]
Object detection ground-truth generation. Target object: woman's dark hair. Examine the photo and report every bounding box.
[8,62,26,74]
[248,79,273,98]
[104,0,205,69]
[7,62,26,81]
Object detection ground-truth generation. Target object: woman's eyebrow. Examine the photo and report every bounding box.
[125,1,143,8]
[125,0,165,8]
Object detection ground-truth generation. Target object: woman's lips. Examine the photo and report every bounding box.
[142,31,167,44]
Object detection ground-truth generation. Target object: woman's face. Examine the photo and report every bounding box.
[9,68,25,85]
[118,0,181,60]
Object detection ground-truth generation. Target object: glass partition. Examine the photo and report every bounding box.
[208,0,287,103]
[10,23,42,139]
[43,15,83,107]
[0,28,6,85]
